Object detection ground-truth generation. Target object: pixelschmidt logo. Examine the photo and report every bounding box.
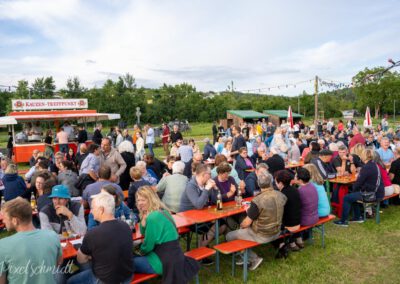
[0,260,74,277]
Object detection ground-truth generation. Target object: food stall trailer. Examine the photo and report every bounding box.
[0,99,120,163]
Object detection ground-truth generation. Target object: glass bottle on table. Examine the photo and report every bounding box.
[216,190,223,210]
[0,196,5,209]
[30,192,36,210]
[129,210,136,233]
[235,186,242,207]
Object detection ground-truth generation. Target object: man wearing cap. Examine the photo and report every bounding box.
[39,184,87,236]
[311,149,337,180]
[203,137,217,161]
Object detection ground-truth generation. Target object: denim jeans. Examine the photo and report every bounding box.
[67,265,132,284]
[60,144,69,154]
[147,143,154,156]
[341,191,362,222]
[133,256,156,274]
[226,228,280,261]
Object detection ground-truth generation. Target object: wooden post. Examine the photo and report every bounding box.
[314,75,319,125]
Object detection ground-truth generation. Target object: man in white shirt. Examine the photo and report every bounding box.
[63,121,74,138]
[145,123,155,156]
[326,119,334,133]
[381,116,389,132]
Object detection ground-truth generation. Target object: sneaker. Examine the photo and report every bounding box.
[333,220,349,227]
[275,245,289,259]
[289,243,301,252]
[200,258,214,266]
[366,213,374,219]
[295,240,305,249]
[249,257,263,271]
[349,217,364,223]
[235,259,250,266]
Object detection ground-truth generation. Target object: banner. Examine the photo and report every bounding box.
[12,99,88,110]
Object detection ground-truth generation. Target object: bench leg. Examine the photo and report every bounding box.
[325,181,331,213]
[186,232,192,251]
[195,224,199,248]
[363,203,367,221]
[232,253,235,277]
[321,224,325,249]
[195,274,199,284]
[243,249,249,283]
[308,228,314,245]
[376,203,380,224]
[215,219,220,273]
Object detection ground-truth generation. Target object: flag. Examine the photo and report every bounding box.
[364,106,372,128]
[288,105,294,129]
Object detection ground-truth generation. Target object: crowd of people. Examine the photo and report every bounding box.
[0,117,399,283]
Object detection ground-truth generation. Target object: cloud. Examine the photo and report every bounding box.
[0,1,399,96]
[0,34,33,47]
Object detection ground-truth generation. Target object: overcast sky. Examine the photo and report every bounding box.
[1,0,399,96]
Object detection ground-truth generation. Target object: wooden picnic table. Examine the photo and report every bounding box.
[285,160,305,169]
[177,197,253,272]
[327,173,357,218]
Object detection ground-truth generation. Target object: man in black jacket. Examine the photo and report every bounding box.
[92,123,103,145]
[231,126,246,159]
[77,125,88,145]
[310,149,336,180]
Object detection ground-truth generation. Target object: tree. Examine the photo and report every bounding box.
[15,80,30,99]
[31,76,56,98]
[64,77,86,98]
[121,73,136,90]
[353,68,400,118]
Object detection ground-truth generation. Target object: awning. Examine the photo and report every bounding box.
[0,116,18,126]
[77,113,121,123]
[5,110,121,123]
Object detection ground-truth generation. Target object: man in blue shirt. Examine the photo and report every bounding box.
[376,137,394,165]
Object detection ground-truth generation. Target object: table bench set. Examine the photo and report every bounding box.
[2,170,398,283]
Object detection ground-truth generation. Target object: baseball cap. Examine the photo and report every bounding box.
[48,185,71,199]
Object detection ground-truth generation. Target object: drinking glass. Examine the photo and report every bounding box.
[64,221,73,237]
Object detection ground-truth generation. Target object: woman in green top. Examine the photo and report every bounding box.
[133,186,199,283]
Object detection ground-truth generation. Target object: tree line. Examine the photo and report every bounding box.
[0,67,399,124]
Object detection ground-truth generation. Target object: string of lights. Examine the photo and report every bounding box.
[234,79,314,94]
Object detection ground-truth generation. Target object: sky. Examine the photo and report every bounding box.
[0,0,400,96]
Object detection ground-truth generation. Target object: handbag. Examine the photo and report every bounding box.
[360,164,381,203]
